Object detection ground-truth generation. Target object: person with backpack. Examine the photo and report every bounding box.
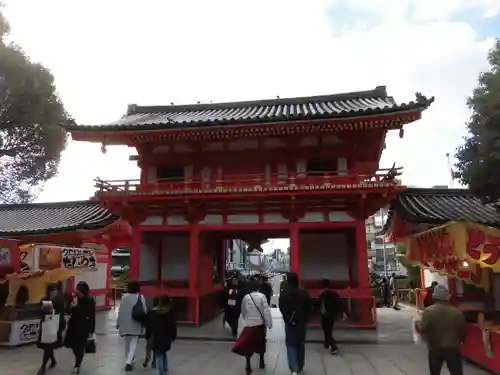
[315,279,346,355]
[117,281,148,371]
[148,295,177,375]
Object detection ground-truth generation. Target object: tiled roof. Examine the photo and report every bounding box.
[381,188,500,233]
[68,86,434,131]
[0,200,118,236]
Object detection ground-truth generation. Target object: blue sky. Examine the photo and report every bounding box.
[1,0,498,202]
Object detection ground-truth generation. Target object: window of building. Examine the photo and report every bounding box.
[366,240,372,250]
[307,159,338,175]
[374,237,384,245]
[157,166,184,182]
[229,250,234,263]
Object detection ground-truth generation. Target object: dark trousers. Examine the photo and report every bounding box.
[41,348,55,368]
[224,308,239,336]
[428,348,463,375]
[321,316,337,350]
[72,346,85,368]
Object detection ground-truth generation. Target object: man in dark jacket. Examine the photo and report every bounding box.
[416,285,466,375]
[279,272,312,375]
[315,279,346,354]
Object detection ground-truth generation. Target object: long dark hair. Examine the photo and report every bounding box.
[76,281,90,297]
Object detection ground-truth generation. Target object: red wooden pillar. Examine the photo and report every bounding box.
[189,226,200,326]
[289,222,300,281]
[355,221,372,325]
[129,227,141,281]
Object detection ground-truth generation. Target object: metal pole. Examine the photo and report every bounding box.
[380,208,388,278]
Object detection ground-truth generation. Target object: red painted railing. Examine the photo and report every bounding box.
[94,167,402,196]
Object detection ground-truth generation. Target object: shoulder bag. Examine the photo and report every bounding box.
[131,294,147,324]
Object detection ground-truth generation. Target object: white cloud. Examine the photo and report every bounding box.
[1,0,497,202]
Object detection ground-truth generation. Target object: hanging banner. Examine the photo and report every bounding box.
[19,246,36,273]
[408,221,500,273]
[61,247,97,270]
[460,223,500,272]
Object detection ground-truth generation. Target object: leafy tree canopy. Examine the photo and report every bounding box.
[0,4,70,203]
[455,39,500,205]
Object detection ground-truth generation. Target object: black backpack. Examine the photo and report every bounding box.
[131,295,147,324]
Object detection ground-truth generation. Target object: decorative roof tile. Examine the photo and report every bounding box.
[68,86,434,131]
[0,200,118,236]
[382,188,500,234]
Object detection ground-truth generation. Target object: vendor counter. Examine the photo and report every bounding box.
[462,323,500,374]
[0,306,40,346]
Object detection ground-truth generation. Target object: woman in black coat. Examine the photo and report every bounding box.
[36,284,66,375]
[63,281,96,374]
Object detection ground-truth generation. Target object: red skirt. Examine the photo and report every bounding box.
[232,325,266,357]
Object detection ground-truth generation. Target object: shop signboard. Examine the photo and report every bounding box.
[61,247,97,270]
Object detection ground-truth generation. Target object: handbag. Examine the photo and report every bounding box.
[85,333,97,354]
[131,295,147,324]
[41,312,60,344]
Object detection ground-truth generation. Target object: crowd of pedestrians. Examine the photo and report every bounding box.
[34,274,469,375]
[228,272,346,375]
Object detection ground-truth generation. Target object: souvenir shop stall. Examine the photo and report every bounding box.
[0,241,97,347]
[404,221,500,373]
[383,187,500,374]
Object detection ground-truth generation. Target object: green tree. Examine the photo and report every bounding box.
[455,39,500,205]
[0,4,70,203]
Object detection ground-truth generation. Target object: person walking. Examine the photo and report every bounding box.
[415,285,467,375]
[259,275,273,306]
[389,273,400,310]
[280,273,289,295]
[117,281,148,371]
[279,272,312,375]
[232,280,273,375]
[148,295,177,375]
[381,277,390,307]
[36,284,66,375]
[143,297,159,369]
[315,279,346,355]
[64,281,96,374]
[224,277,243,336]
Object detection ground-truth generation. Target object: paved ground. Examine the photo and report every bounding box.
[0,306,490,375]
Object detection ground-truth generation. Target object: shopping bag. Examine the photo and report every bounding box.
[41,312,60,344]
[412,317,424,345]
[85,334,97,354]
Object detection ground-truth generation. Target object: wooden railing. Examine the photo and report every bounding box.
[94,167,402,196]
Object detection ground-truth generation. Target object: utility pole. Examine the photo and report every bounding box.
[380,208,388,278]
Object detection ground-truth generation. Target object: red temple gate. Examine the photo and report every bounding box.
[68,86,433,326]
